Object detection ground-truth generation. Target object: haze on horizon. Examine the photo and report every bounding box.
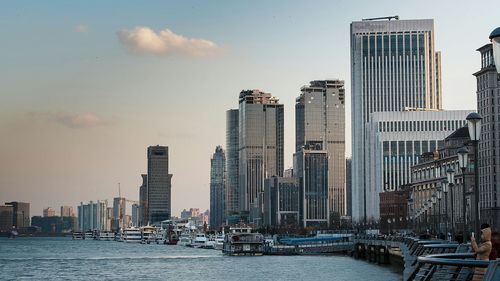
[0,0,497,216]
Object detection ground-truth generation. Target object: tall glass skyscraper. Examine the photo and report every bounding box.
[296,80,346,218]
[238,90,284,224]
[225,109,239,217]
[210,146,225,228]
[147,145,173,224]
[350,18,442,222]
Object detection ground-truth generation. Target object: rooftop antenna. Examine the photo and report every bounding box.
[362,15,399,21]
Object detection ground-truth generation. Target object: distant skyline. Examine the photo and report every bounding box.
[0,0,498,216]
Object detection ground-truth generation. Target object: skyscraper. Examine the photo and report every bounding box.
[131,204,140,227]
[225,109,239,217]
[210,146,226,228]
[238,90,284,224]
[113,197,126,230]
[474,43,500,228]
[263,176,299,226]
[147,145,173,224]
[351,17,442,222]
[139,174,147,226]
[0,205,13,231]
[296,80,346,218]
[5,202,30,228]
[295,144,329,227]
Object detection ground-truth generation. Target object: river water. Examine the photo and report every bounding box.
[0,237,402,280]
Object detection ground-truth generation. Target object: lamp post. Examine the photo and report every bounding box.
[437,186,442,237]
[457,146,469,243]
[432,194,437,235]
[447,168,455,235]
[466,113,482,236]
[441,180,448,236]
[490,27,500,74]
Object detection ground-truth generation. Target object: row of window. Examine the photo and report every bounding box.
[378,119,465,133]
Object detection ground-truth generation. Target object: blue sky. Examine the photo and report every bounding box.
[0,0,497,216]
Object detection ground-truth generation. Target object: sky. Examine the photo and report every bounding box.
[0,0,498,217]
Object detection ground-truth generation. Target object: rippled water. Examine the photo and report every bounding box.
[0,237,402,280]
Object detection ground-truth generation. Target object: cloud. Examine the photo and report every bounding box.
[117,26,222,57]
[74,24,89,33]
[28,111,105,129]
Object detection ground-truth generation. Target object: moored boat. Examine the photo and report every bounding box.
[122,227,142,243]
[223,227,264,256]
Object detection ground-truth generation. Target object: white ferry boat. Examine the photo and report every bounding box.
[97,231,115,241]
[122,227,142,243]
[222,226,264,256]
[72,231,84,240]
[84,230,94,240]
[141,225,156,244]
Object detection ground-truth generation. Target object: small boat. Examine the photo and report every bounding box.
[178,232,192,246]
[122,227,142,243]
[8,228,19,239]
[214,234,225,250]
[189,233,208,248]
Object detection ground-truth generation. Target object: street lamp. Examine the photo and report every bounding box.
[466,112,482,237]
[437,186,442,237]
[457,146,469,243]
[441,180,449,236]
[447,168,456,234]
[490,27,500,73]
[432,194,437,235]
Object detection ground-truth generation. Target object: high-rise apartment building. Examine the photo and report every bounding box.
[77,201,108,231]
[365,110,469,220]
[351,18,442,222]
[60,206,75,217]
[225,109,239,216]
[147,145,173,224]
[43,207,56,217]
[238,90,284,224]
[210,146,226,228]
[296,80,346,217]
[5,202,30,228]
[139,174,147,226]
[474,43,500,228]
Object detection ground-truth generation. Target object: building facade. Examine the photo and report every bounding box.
[263,176,299,226]
[0,205,13,231]
[351,18,442,222]
[210,146,226,228]
[5,202,30,228]
[43,207,56,217]
[60,206,75,217]
[296,80,346,218]
[295,145,329,227]
[474,43,500,229]
[225,109,240,218]
[139,174,147,226]
[131,204,140,227]
[409,127,474,235]
[113,197,126,230]
[346,158,352,218]
[238,90,284,224]
[365,110,470,220]
[147,145,173,224]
